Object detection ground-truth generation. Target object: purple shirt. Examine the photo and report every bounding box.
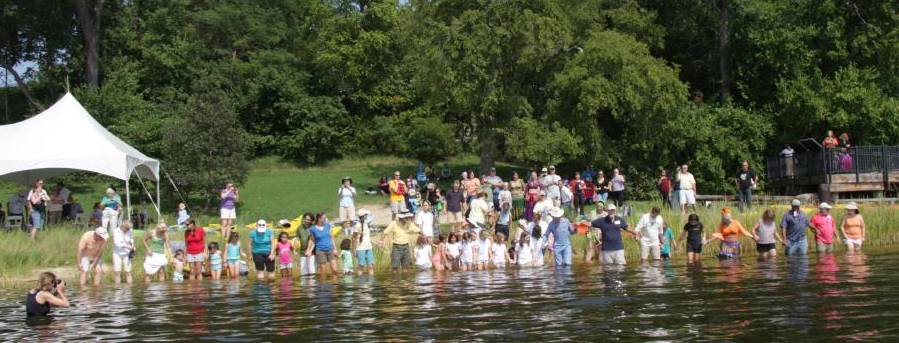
[220,190,236,209]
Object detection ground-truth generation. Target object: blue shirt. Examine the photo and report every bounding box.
[310,223,334,252]
[660,228,675,254]
[593,216,629,251]
[250,229,273,254]
[543,218,575,247]
[780,210,809,243]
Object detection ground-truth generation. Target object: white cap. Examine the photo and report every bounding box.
[94,226,109,240]
[818,202,832,209]
[791,199,801,207]
[518,219,528,227]
[398,211,414,219]
[541,167,548,172]
[846,202,858,210]
[549,207,564,218]
[278,219,291,227]
[358,209,371,217]
[606,204,617,211]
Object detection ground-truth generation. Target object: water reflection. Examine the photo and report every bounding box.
[1,250,897,341]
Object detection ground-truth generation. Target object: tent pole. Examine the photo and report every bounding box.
[156,178,161,221]
[125,178,131,225]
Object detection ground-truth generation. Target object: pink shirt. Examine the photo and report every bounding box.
[810,213,835,244]
[278,241,293,264]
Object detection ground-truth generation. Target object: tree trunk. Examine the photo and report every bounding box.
[73,0,103,88]
[2,65,44,111]
[478,118,497,174]
[717,0,731,100]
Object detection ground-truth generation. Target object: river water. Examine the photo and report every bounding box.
[2,251,897,341]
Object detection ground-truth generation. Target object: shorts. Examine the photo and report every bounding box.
[640,245,661,260]
[211,263,223,272]
[687,241,703,253]
[391,244,412,269]
[80,257,101,272]
[679,189,696,205]
[227,258,240,265]
[390,200,407,214]
[112,254,132,272]
[816,242,834,254]
[280,263,293,270]
[316,250,336,265]
[339,206,356,223]
[845,238,863,248]
[220,208,237,219]
[356,249,374,266]
[756,243,776,253]
[448,211,463,223]
[601,250,626,265]
[187,253,205,263]
[252,253,275,272]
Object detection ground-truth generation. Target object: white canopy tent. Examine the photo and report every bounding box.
[0,92,161,219]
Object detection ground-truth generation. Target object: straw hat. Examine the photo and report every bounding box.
[818,202,832,209]
[846,202,859,210]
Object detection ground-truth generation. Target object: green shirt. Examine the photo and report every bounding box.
[341,250,353,270]
[150,237,166,254]
[296,227,312,252]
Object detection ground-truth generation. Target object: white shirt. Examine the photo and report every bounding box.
[414,245,432,267]
[498,190,512,207]
[485,175,503,187]
[415,211,435,238]
[354,222,373,250]
[678,172,696,190]
[542,174,561,199]
[447,242,461,258]
[516,242,533,265]
[636,213,664,247]
[468,198,489,223]
[112,227,134,256]
[560,186,573,203]
[337,186,356,208]
[492,242,506,264]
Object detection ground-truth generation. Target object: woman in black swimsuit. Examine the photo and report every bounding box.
[25,272,70,317]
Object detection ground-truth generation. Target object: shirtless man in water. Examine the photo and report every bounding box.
[78,227,109,285]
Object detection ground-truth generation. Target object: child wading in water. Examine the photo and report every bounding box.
[208,242,223,280]
[277,232,293,278]
[340,238,353,275]
[226,232,247,279]
[460,232,474,271]
[660,225,675,260]
[446,233,461,271]
[492,232,507,268]
[414,235,433,271]
[431,234,447,272]
[475,230,491,270]
[173,250,185,282]
[516,233,533,267]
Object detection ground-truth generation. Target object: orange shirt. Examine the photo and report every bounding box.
[844,215,863,238]
[718,220,746,239]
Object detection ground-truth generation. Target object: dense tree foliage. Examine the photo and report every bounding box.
[2,0,897,198]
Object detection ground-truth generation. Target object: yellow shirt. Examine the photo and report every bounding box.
[388,179,406,202]
[384,220,421,245]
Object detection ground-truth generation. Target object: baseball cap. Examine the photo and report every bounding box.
[818,202,832,209]
[791,199,801,207]
[278,219,291,227]
[606,204,617,211]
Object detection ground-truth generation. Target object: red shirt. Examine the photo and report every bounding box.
[659,177,672,193]
[185,228,206,254]
[584,181,596,198]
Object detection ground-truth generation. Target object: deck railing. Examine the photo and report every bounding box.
[767,145,899,185]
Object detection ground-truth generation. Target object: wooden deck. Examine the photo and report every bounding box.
[767,146,899,198]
